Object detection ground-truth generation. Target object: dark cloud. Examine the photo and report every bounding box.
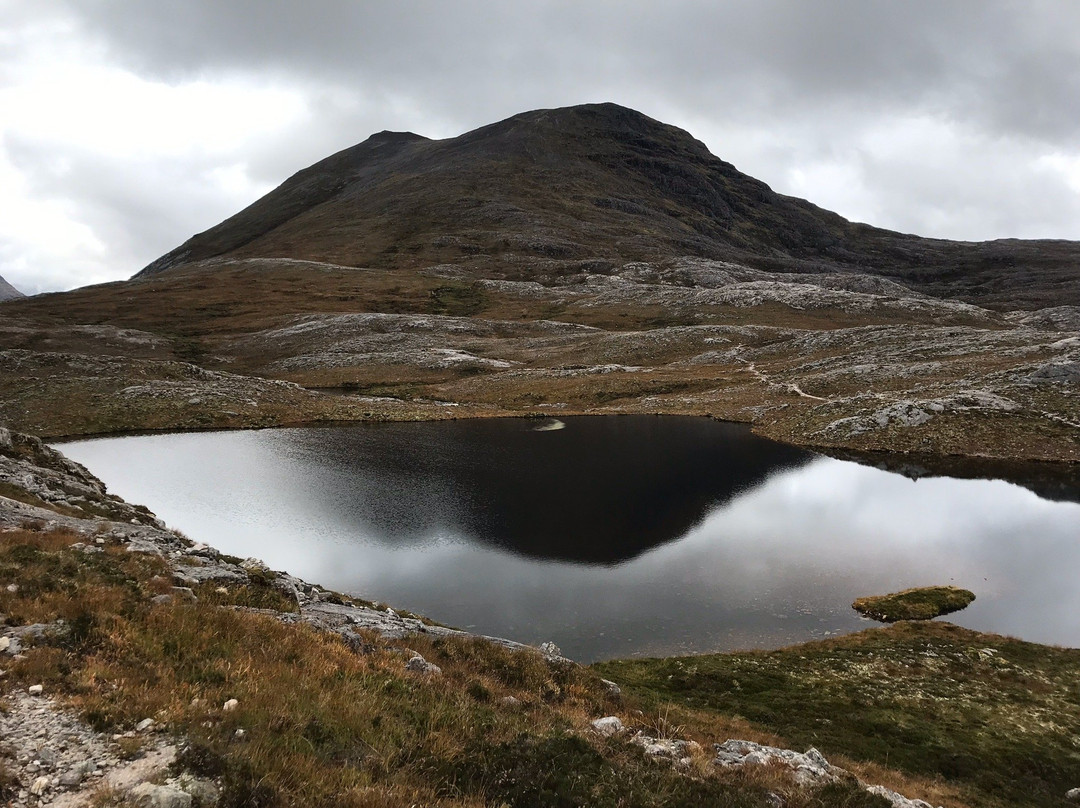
[67,1,1080,143]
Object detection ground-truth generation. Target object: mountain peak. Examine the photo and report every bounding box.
[457,102,713,158]
[365,130,428,145]
[138,102,796,275]
[0,273,24,301]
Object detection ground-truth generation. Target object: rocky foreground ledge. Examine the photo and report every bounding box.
[2,426,1072,807]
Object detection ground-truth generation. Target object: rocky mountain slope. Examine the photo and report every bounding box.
[0,104,1077,464]
[0,274,23,301]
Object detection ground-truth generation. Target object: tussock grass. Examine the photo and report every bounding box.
[194,581,300,614]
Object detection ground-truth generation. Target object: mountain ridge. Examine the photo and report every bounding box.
[137,103,1080,309]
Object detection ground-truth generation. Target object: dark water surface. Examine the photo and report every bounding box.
[61,417,1080,661]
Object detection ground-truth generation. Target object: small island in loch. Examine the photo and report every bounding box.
[852,587,977,623]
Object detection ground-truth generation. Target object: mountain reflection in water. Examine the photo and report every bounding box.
[60,417,1080,661]
[266,416,812,563]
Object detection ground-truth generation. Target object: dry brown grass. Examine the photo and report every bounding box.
[0,524,941,807]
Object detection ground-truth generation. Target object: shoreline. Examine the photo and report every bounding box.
[46,405,1080,469]
[44,417,1080,658]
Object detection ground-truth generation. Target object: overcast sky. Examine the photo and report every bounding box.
[2,1,1080,294]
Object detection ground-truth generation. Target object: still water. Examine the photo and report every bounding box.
[61,417,1080,661]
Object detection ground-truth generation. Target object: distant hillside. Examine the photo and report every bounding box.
[140,102,1080,309]
[0,274,24,301]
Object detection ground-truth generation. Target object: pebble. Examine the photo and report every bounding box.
[27,684,43,695]
[222,698,239,712]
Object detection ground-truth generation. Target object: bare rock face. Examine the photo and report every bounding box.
[0,427,162,526]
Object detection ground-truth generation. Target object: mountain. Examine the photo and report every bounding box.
[140,102,1080,309]
[0,274,24,301]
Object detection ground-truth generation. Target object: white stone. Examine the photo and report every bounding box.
[28,684,43,695]
[715,739,943,807]
[405,654,442,676]
[590,716,625,736]
[222,698,239,712]
[176,774,219,805]
[866,784,936,808]
[600,678,622,697]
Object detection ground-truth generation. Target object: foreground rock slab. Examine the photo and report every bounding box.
[714,740,941,808]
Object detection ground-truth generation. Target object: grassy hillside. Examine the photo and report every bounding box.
[596,622,1080,808]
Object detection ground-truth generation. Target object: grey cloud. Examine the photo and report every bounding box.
[3,1,1080,291]
[4,133,270,275]
[66,1,1080,145]
[858,145,1080,240]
